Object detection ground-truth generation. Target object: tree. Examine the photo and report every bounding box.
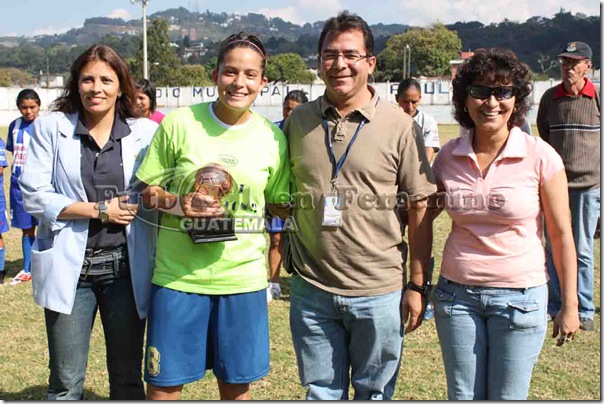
[535,52,558,76]
[265,53,315,84]
[2,44,46,74]
[203,56,217,80]
[379,23,462,79]
[175,65,212,86]
[132,17,182,86]
[45,45,89,75]
[99,34,141,60]
[0,68,34,86]
[0,71,10,87]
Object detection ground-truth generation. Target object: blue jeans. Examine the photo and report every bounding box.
[433,276,547,400]
[546,187,600,320]
[289,275,403,400]
[44,272,146,400]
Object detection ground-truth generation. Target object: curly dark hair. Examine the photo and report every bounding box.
[452,48,533,130]
[52,44,138,118]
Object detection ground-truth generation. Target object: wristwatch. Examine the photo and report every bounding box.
[407,281,430,296]
[95,200,109,223]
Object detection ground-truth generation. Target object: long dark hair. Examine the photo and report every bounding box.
[136,78,157,113]
[52,44,138,118]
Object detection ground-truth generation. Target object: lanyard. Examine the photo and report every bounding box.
[323,117,365,191]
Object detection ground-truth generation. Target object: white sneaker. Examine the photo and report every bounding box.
[267,282,282,303]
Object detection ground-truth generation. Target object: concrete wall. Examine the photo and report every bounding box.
[0,79,566,126]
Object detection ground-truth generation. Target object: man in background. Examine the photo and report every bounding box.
[537,40,600,331]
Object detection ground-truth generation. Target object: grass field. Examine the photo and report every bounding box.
[0,124,599,400]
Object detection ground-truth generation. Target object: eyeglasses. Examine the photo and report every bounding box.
[320,52,369,65]
[467,85,517,100]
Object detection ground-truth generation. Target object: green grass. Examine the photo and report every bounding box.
[0,124,599,400]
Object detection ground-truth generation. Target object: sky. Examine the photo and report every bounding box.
[0,0,599,37]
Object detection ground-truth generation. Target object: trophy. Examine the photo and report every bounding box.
[187,164,238,243]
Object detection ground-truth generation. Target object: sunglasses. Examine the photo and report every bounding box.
[467,85,517,100]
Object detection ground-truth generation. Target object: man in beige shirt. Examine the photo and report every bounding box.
[284,11,436,400]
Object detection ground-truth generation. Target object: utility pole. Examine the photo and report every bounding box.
[46,53,50,89]
[132,0,149,79]
[403,45,411,78]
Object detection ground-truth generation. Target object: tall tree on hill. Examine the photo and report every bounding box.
[99,34,140,60]
[378,23,461,80]
[203,56,218,80]
[265,53,316,84]
[132,17,182,86]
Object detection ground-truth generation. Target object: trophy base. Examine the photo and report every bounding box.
[187,217,238,244]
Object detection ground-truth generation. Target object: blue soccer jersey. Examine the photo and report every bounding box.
[0,138,9,233]
[0,138,8,170]
[7,117,37,229]
[7,117,34,179]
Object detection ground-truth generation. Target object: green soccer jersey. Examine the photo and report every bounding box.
[136,102,291,295]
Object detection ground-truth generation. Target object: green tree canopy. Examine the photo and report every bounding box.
[0,68,34,87]
[0,44,46,74]
[265,53,315,84]
[203,56,217,79]
[175,64,212,86]
[379,23,462,80]
[132,17,182,86]
[99,34,140,60]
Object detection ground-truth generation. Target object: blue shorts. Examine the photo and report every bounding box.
[10,184,37,229]
[265,207,285,232]
[144,285,270,387]
[0,207,8,234]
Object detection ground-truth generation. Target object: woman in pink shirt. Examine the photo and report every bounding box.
[135,79,165,124]
[431,48,580,400]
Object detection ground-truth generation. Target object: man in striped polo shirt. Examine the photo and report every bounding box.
[537,41,600,332]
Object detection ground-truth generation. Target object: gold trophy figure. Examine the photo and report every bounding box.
[187,164,238,243]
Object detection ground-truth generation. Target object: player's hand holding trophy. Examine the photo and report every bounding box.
[183,163,238,243]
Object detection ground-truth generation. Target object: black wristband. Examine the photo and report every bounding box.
[407,281,430,296]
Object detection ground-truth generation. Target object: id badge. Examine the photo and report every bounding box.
[322,193,344,227]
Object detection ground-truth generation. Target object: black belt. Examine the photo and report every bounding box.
[81,246,129,278]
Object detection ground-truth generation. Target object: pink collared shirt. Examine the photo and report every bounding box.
[432,127,564,288]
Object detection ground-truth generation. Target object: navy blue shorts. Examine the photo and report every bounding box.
[10,185,37,229]
[144,285,270,387]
